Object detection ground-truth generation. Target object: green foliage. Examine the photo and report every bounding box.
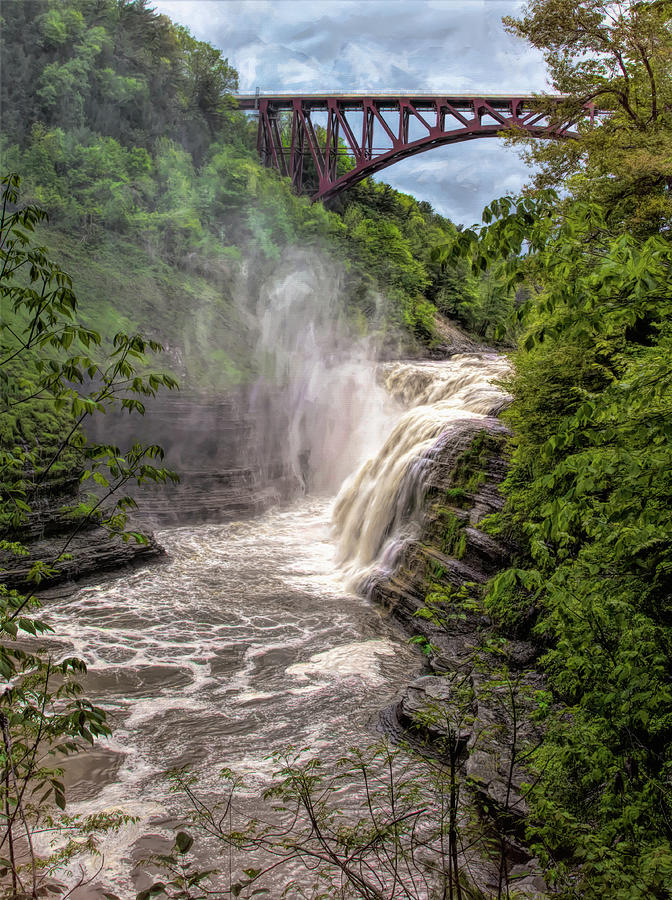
[431,11,672,881]
[408,633,439,656]
[0,173,178,895]
[140,740,499,900]
[343,178,512,341]
[1,0,240,158]
[453,190,672,896]
[414,582,475,633]
[451,430,506,493]
[503,0,672,233]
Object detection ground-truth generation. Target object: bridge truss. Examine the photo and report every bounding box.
[235,93,595,202]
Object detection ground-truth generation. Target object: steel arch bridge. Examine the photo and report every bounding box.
[235,93,595,203]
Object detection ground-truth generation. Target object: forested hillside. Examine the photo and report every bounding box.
[0,0,511,394]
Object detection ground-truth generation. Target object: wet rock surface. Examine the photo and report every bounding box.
[0,474,165,592]
[368,415,549,895]
[395,674,473,750]
[368,417,511,626]
[1,521,165,592]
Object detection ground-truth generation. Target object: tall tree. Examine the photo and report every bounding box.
[504,0,672,232]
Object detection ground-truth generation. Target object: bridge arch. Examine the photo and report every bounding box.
[235,93,594,202]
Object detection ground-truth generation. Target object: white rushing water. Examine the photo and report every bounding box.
[334,354,510,588]
[43,500,421,894]
[244,252,399,493]
[38,350,508,896]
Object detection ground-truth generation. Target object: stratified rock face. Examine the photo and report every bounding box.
[0,474,164,592]
[366,416,512,625]
[366,416,548,896]
[395,674,473,751]
[2,388,302,592]
[1,522,164,591]
[85,391,300,526]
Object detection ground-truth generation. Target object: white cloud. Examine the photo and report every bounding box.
[276,56,326,86]
[152,0,548,222]
[376,139,533,223]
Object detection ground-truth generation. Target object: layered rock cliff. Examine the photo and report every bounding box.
[0,472,164,591]
[366,416,548,897]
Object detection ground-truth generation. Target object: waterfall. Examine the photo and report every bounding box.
[243,251,399,494]
[333,353,510,589]
[238,250,511,590]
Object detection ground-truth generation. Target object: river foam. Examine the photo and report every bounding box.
[38,350,508,896]
[41,499,419,894]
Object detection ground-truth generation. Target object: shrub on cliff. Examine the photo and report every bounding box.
[445,188,672,897]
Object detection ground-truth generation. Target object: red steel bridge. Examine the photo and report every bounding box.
[235,93,595,203]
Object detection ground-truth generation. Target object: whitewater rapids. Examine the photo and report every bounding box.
[40,351,508,895]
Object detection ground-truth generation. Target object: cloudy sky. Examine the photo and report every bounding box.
[153,0,551,224]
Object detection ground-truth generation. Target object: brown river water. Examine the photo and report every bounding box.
[39,352,507,896]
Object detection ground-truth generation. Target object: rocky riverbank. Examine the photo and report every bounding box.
[0,472,165,592]
[369,416,549,898]
[2,389,300,592]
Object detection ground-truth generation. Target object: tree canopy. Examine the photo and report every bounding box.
[504,0,672,232]
[427,2,672,894]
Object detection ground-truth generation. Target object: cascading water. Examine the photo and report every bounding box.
[36,256,509,895]
[334,354,510,590]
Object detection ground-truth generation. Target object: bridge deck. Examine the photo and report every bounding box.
[235,92,566,111]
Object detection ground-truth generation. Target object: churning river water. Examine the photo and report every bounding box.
[43,499,420,893]
[40,351,508,896]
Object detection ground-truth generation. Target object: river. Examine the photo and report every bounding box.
[40,351,508,896]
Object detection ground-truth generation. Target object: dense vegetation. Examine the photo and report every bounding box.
[445,1,672,896]
[3,0,672,897]
[0,0,511,387]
